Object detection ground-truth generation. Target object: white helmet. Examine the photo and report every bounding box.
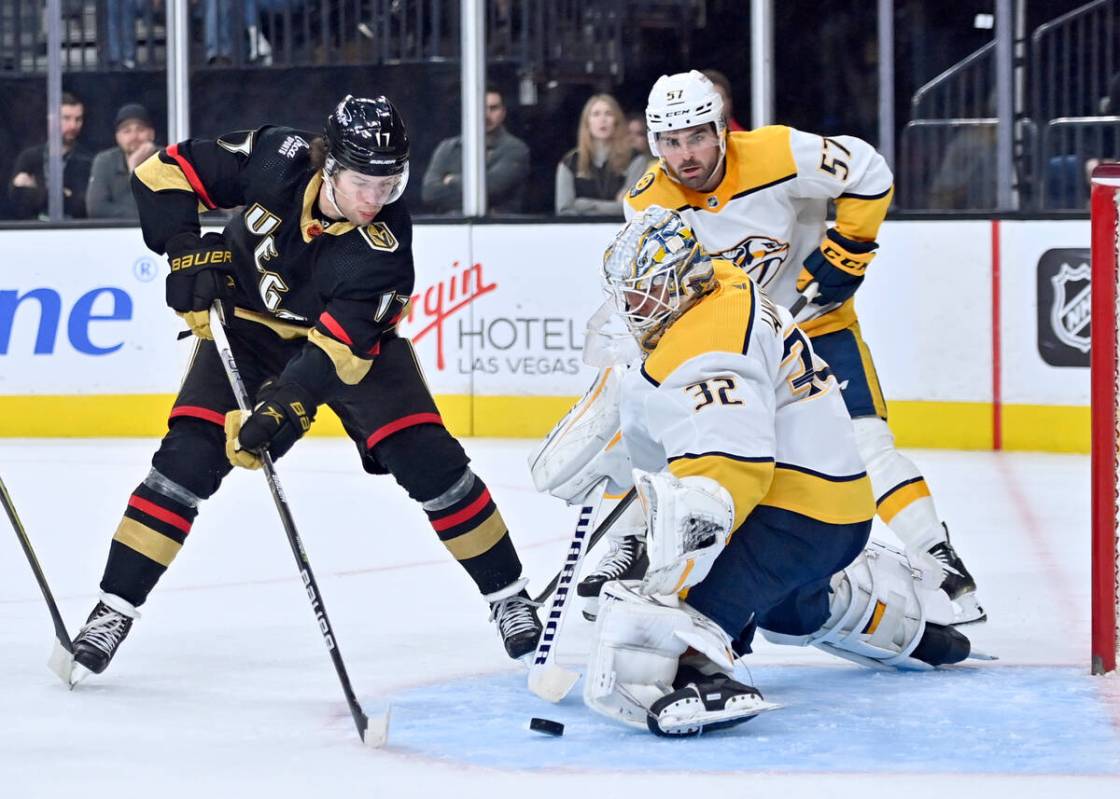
[645,70,726,158]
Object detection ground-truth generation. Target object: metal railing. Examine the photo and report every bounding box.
[1031,0,1118,123]
[910,40,995,121]
[1040,115,1120,209]
[0,0,643,80]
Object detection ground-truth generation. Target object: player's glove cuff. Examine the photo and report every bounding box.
[798,228,878,305]
[225,379,318,469]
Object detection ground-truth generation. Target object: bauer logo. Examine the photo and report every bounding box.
[1037,249,1090,367]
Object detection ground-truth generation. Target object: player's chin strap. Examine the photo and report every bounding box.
[321,160,347,219]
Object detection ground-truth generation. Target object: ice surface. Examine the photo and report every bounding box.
[1,439,1116,797]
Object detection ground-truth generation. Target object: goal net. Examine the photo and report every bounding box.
[1091,162,1120,675]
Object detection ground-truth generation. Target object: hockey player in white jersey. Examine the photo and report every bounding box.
[571,207,972,737]
[578,69,985,626]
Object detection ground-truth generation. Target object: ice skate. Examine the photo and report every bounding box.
[647,670,779,737]
[71,593,139,681]
[927,525,986,625]
[486,580,543,662]
[577,534,648,621]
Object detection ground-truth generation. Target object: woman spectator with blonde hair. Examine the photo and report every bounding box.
[555,93,649,216]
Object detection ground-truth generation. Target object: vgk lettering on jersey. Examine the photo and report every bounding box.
[719,235,790,288]
[244,202,303,320]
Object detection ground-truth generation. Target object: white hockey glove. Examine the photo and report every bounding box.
[584,580,737,729]
[528,366,633,504]
[635,470,734,596]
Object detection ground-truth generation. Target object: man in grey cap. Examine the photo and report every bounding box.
[86,103,158,219]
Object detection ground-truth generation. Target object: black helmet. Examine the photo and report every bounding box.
[324,94,409,177]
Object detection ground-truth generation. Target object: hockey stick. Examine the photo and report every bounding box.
[528,480,610,703]
[0,474,77,685]
[789,281,820,318]
[532,487,637,604]
[209,304,387,748]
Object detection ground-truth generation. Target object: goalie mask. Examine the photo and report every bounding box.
[323,94,410,208]
[601,206,716,352]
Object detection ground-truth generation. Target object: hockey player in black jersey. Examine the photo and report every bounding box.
[69,95,543,680]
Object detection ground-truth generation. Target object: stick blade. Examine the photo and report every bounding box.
[528,662,581,703]
[47,640,77,688]
[362,707,391,748]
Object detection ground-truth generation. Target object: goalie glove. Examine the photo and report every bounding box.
[795,228,878,306]
[635,470,734,596]
[165,231,235,339]
[224,379,317,469]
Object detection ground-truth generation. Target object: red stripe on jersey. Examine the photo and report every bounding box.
[170,405,226,427]
[365,412,443,450]
[368,340,381,358]
[128,495,192,534]
[430,488,492,532]
[319,312,354,346]
[165,144,217,210]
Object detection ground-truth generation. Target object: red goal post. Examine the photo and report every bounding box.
[1091,162,1120,675]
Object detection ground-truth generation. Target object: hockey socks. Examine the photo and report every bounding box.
[423,472,522,596]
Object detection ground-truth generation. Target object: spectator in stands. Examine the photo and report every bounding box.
[104,0,143,69]
[87,103,159,220]
[421,85,530,214]
[8,92,93,220]
[702,69,746,131]
[555,94,648,217]
[626,111,651,159]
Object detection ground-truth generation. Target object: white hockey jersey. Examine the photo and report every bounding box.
[619,259,874,530]
[624,126,893,337]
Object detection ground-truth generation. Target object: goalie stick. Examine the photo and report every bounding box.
[529,480,619,703]
[209,304,387,748]
[532,487,637,604]
[1,475,77,685]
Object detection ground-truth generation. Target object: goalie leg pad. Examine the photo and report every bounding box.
[760,541,969,669]
[583,581,737,729]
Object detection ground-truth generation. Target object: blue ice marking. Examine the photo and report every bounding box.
[378,665,1120,774]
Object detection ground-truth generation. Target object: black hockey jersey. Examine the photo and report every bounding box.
[131,125,414,397]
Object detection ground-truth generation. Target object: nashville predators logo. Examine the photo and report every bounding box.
[723,235,791,288]
[628,172,655,198]
[360,222,399,252]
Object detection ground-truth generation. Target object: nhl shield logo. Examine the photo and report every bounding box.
[1049,261,1090,353]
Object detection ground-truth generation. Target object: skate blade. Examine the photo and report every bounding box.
[950,592,987,626]
[967,648,999,662]
[363,707,391,748]
[528,662,581,703]
[47,641,79,688]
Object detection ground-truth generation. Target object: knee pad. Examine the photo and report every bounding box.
[370,423,470,503]
[151,417,230,500]
[760,541,957,669]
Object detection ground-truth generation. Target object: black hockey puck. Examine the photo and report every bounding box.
[529,717,564,736]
